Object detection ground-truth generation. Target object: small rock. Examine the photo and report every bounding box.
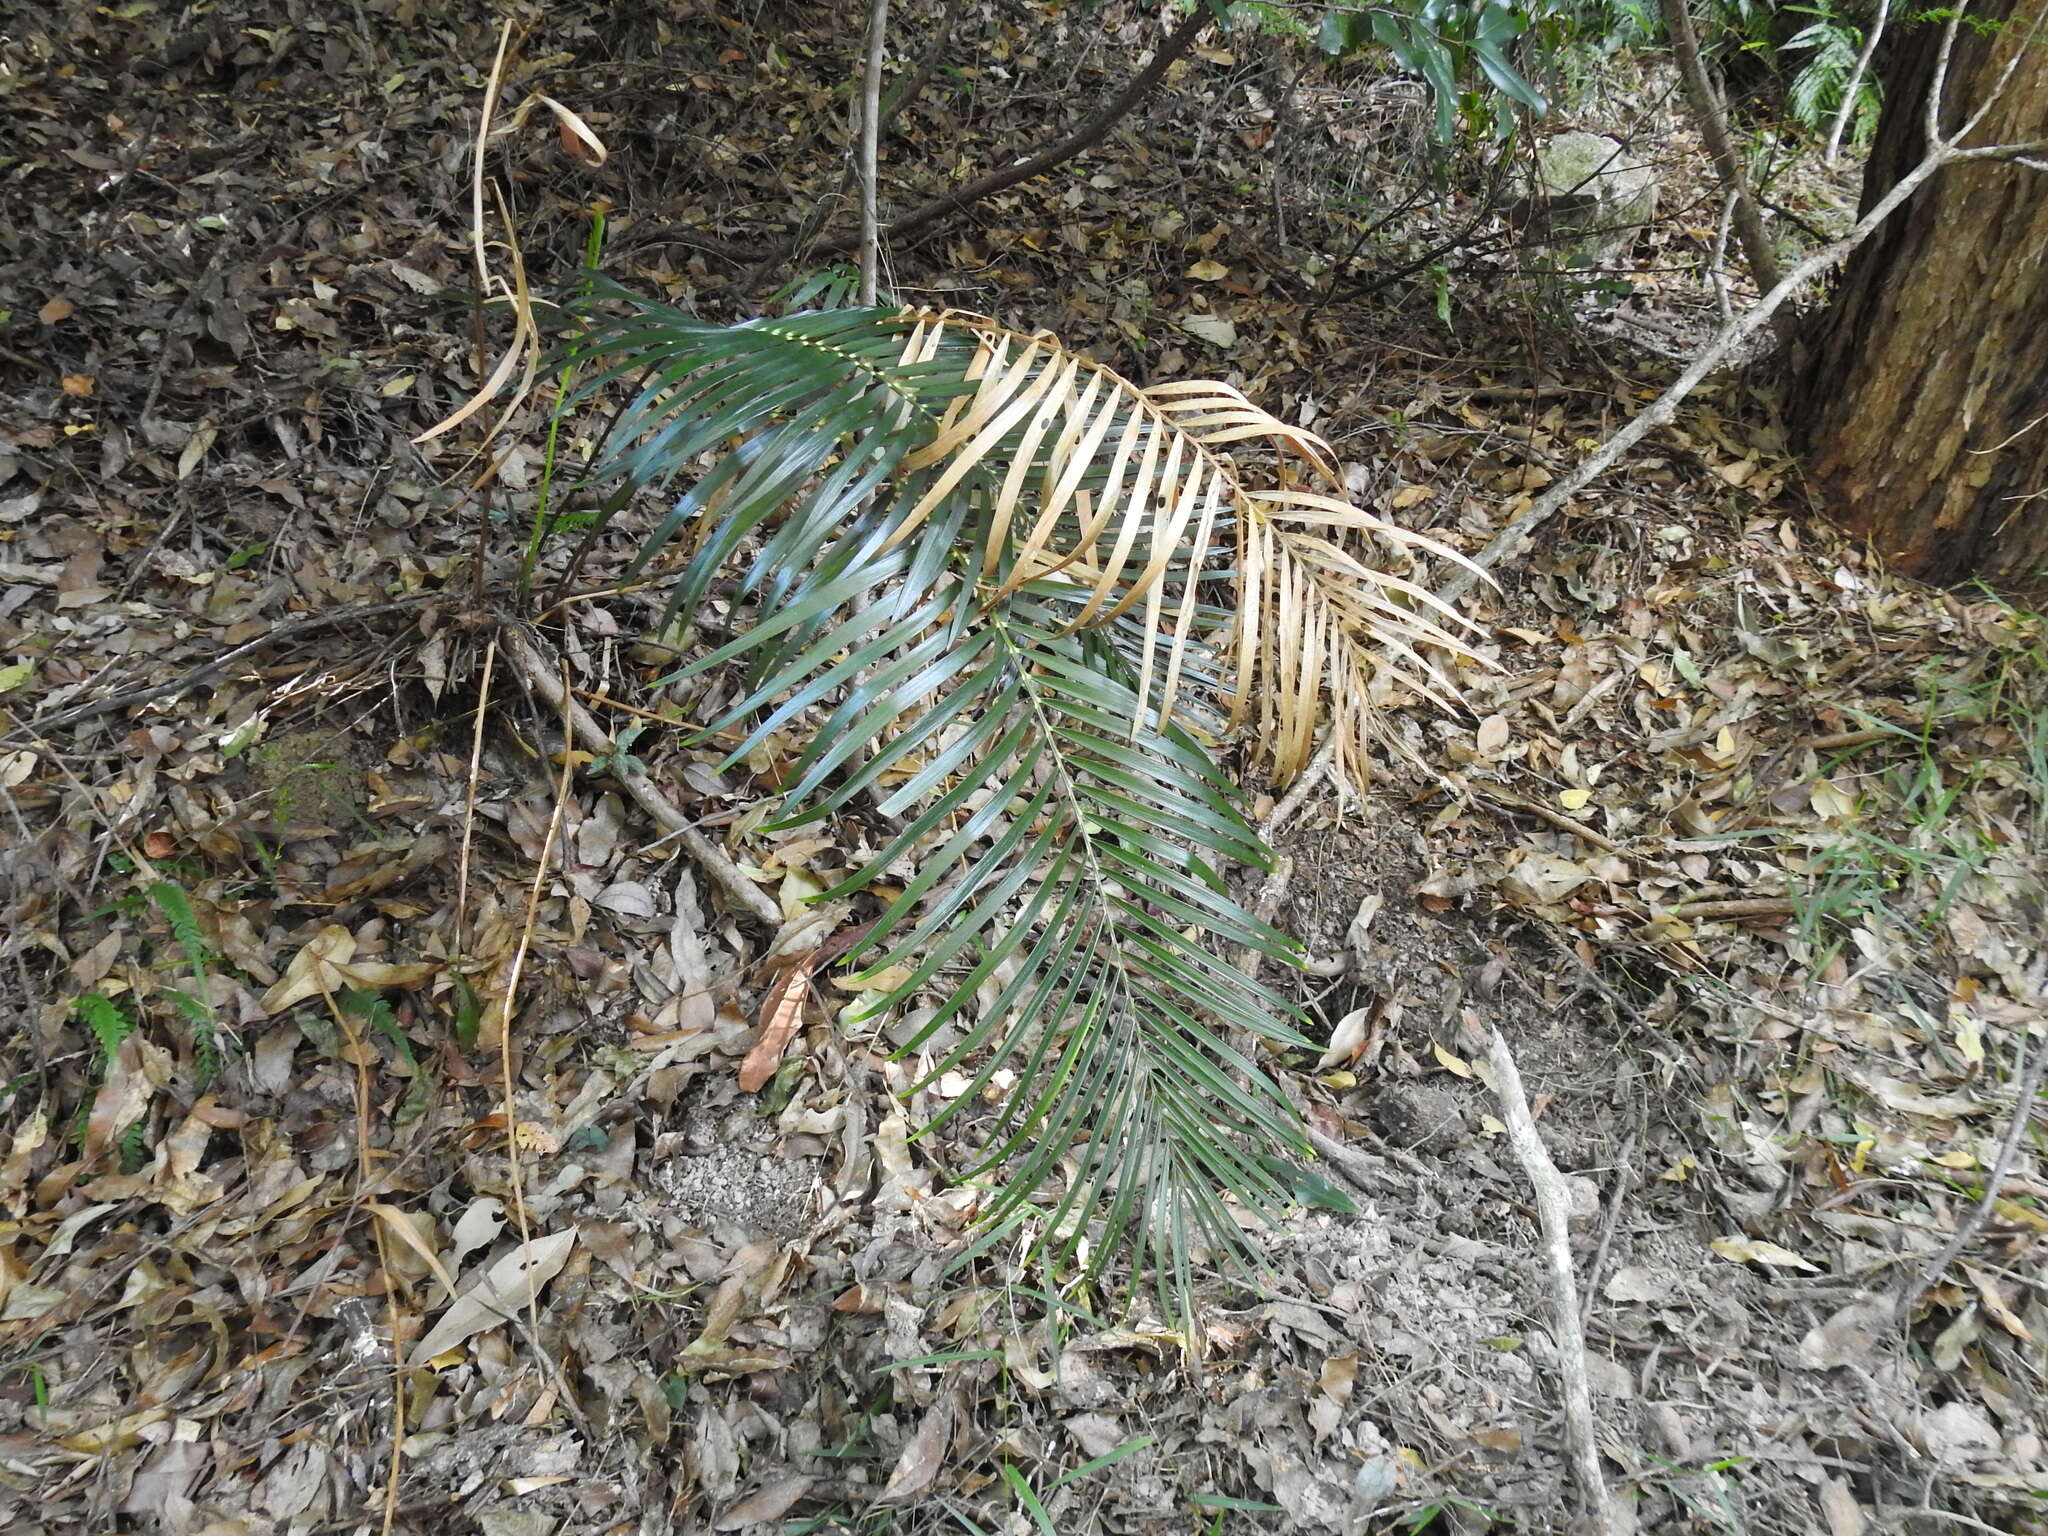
[1374,1083,1466,1152]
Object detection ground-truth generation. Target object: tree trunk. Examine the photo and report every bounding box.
[1794,2,2048,591]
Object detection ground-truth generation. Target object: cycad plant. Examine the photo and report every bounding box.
[556,276,1480,1310]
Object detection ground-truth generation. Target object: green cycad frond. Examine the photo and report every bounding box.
[564,285,1475,1303]
[880,313,1488,783]
[724,586,1314,1304]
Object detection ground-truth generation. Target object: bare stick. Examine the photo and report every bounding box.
[806,6,1209,260]
[649,8,1210,273]
[1581,1103,1643,1323]
[1435,12,2041,606]
[5,595,435,741]
[742,20,954,291]
[856,0,890,305]
[500,626,783,926]
[454,637,498,949]
[1894,960,2048,1326]
[1660,896,1797,920]
[1487,1027,1613,1536]
[1660,0,1788,335]
[1707,189,1736,323]
[1302,1123,1402,1197]
[1826,0,1889,168]
[1229,733,1334,982]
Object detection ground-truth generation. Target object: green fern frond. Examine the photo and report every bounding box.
[149,880,211,988]
[149,879,221,1083]
[344,989,432,1123]
[119,1120,151,1174]
[343,988,413,1063]
[75,992,135,1073]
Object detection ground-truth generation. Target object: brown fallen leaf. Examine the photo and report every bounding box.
[408,1228,576,1363]
[85,1035,154,1164]
[877,1392,956,1504]
[259,923,439,1015]
[738,954,815,1092]
[714,1473,814,1530]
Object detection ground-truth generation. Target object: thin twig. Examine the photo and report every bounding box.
[856,0,890,305]
[493,657,576,1361]
[1302,1123,1403,1197]
[1581,1101,1643,1323]
[454,638,497,950]
[1893,960,2048,1326]
[1826,0,1889,168]
[499,625,782,926]
[1661,896,1797,920]
[1259,733,1338,841]
[801,6,1210,261]
[1466,784,1627,856]
[311,975,406,1536]
[741,19,954,291]
[4,595,436,741]
[1487,1027,1614,1536]
[1229,734,1335,983]
[1658,0,1789,329]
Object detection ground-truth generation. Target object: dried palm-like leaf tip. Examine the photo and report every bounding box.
[892,310,1488,784]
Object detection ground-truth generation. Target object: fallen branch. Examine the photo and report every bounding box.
[1466,784,1627,856]
[1487,1027,1614,1536]
[1435,7,2048,606]
[1302,1123,1403,1197]
[803,5,1211,261]
[1893,957,2048,1326]
[1660,896,1797,921]
[500,625,783,927]
[4,595,437,742]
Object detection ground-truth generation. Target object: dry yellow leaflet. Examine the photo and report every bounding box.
[872,308,1488,782]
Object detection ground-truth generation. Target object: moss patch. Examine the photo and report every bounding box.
[244,728,366,830]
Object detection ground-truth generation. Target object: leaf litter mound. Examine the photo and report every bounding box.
[2,2,2045,1533]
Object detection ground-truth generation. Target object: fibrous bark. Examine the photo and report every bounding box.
[1795,2,2048,591]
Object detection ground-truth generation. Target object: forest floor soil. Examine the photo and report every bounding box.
[1,4,2043,1534]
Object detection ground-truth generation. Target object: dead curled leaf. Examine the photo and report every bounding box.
[366,1201,459,1300]
[259,923,439,1015]
[877,1392,956,1504]
[408,1228,577,1364]
[1710,1234,1818,1271]
[84,1034,155,1163]
[739,955,815,1092]
[1797,1297,1887,1369]
[1499,850,1593,908]
[1317,1005,1371,1070]
[714,1474,814,1531]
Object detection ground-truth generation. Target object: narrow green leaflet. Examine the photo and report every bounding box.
[567,288,1326,1311]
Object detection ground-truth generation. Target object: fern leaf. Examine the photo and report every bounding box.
[119,1120,151,1174]
[75,992,136,1072]
[149,879,221,1081]
[149,880,211,987]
